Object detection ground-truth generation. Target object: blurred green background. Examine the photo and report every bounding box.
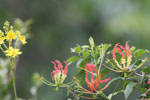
[0,0,150,100]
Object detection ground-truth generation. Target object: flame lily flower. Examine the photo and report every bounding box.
[104,41,147,73]
[112,41,132,72]
[51,60,68,85]
[74,64,110,95]
[40,60,74,91]
[84,64,110,93]
[85,64,99,93]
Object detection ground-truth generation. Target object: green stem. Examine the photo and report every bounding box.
[124,73,127,79]
[99,91,110,100]
[11,58,18,100]
[92,49,110,100]
[92,94,96,100]
[110,80,121,100]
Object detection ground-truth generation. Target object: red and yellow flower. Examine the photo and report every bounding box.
[112,41,132,72]
[84,64,110,93]
[51,60,68,85]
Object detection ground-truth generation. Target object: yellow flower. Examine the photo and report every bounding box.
[0,34,5,44]
[16,31,27,44]
[6,30,17,41]
[5,47,22,58]
[0,37,5,44]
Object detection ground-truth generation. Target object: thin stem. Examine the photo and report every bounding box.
[3,43,8,49]
[40,76,55,86]
[11,58,18,100]
[99,91,110,100]
[141,88,150,100]
[15,38,19,49]
[110,80,121,100]
[92,94,96,100]
[0,46,6,54]
[93,50,110,100]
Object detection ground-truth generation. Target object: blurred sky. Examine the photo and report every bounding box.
[0,0,150,100]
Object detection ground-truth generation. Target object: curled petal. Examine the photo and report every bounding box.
[116,47,125,59]
[85,64,98,92]
[125,40,131,56]
[101,81,111,91]
[55,60,63,69]
[119,45,129,57]
[98,73,110,83]
[63,61,68,75]
[99,78,110,84]
[112,43,119,60]
[51,61,58,70]
[51,70,60,80]
[50,60,69,83]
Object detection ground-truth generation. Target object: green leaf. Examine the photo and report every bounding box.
[143,66,150,73]
[75,46,81,53]
[102,44,111,51]
[100,68,110,80]
[82,51,90,58]
[89,36,95,49]
[32,72,41,85]
[134,60,142,66]
[67,86,72,96]
[66,56,80,63]
[123,80,130,90]
[140,87,147,94]
[98,44,111,56]
[109,77,123,84]
[81,45,90,49]
[124,82,137,100]
[135,49,149,58]
[130,46,136,54]
[108,90,124,99]
[77,70,85,85]
[107,59,120,70]
[77,58,91,69]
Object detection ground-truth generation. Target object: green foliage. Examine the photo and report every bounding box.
[100,68,110,80]
[77,70,85,85]
[89,36,95,50]
[0,19,33,100]
[140,87,147,94]
[69,37,111,86]
[135,49,149,58]
[108,90,124,99]
[143,66,150,73]
[67,56,80,63]
[124,82,138,100]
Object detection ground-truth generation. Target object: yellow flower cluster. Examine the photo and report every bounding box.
[0,21,27,58]
[5,47,22,58]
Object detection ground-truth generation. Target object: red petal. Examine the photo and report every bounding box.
[99,78,110,84]
[119,45,129,57]
[112,43,119,60]
[125,41,131,56]
[85,64,98,92]
[51,61,58,70]
[55,60,63,69]
[116,47,125,59]
[63,61,68,75]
